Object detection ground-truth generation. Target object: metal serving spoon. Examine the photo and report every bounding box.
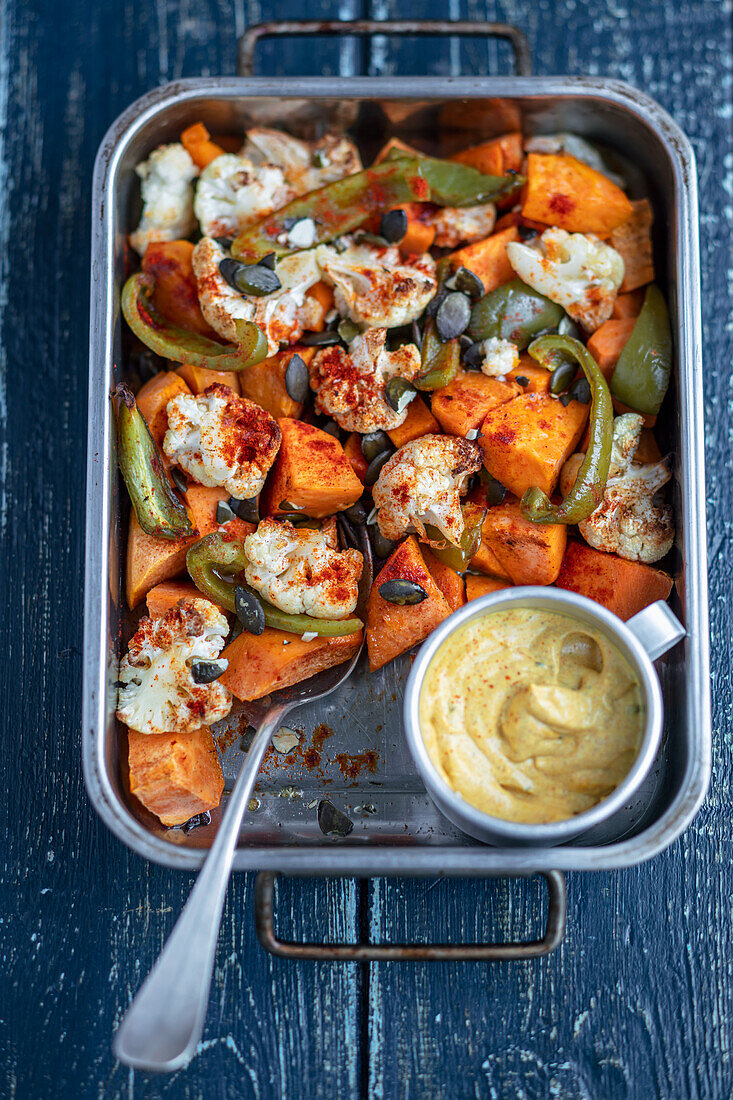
[113,526,372,1073]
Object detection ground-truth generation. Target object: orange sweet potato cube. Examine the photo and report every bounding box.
[448,226,519,293]
[127,726,224,827]
[609,199,655,292]
[480,392,588,499]
[261,418,363,518]
[432,372,520,437]
[612,290,645,320]
[421,547,466,612]
[180,122,225,169]
[237,346,316,420]
[465,575,512,601]
[522,153,633,236]
[344,432,369,482]
[220,627,362,702]
[176,362,240,396]
[505,355,553,394]
[555,541,673,621]
[366,537,452,671]
[142,240,216,337]
[136,370,192,447]
[481,499,566,586]
[586,318,636,381]
[387,396,440,448]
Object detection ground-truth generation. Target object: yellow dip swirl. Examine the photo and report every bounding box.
[418,608,645,824]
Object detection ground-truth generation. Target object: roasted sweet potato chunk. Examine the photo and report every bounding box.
[432,371,520,437]
[136,371,191,447]
[422,547,466,611]
[481,500,566,586]
[505,355,553,394]
[142,240,216,336]
[387,396,440,448]
[448,226,519,293]
[238,347,315,420]
[586,318,636,381]
[145,580,226,618]
[480,393,588,499]
[609,199,655,292]
[344,432,369,482]
[465,575,512,601]
[366,537,452,671]
[521,153,633,236]
[555,541,673,621]
[261,418,363,518]
[127,726,224,827]
[176,362,240,396]
[220,627,362,701]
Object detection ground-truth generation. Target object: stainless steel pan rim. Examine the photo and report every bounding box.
[403,587,668,848]
[84,74,710,874]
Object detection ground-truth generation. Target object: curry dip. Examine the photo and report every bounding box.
[418,607,645,824]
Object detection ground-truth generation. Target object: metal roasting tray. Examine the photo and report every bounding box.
[83,22,710,955]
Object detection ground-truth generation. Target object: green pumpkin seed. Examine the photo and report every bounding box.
[215,500,237,525]
[300,330,340,347]
[384,376,417,413]
[436,292,471,341]
[361,430,392,462]
[190,657,229,684]
[235,586,265,635]
[371,528,396,559]
[453,266,485,300]
[378,578,428,605]
[549,359,577,395]
[170,466,188,494]
[344,500,368,524]
[219,258,281,297]
[317,799,354,837]
[229,495,259,523]
[514,375,530,387]
[284,353,310,403]
[479,469,507,506]
[337,318,360,344]
[565,377,592,404]
[364,449,392,487]
[379,207,408,244]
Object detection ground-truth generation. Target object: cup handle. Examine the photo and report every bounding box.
[626,600,686,661]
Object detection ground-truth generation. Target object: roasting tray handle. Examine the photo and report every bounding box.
[254,870,565,961]
[238,20,532,78]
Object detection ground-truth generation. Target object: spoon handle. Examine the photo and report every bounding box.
[113,702,290,1072]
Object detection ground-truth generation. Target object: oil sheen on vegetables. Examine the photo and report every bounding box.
[418,608,645,823]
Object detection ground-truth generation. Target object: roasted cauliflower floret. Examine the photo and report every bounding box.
[560,413,675,564]
[193,153,295,239]
[372,435,482,547]
[242,128,362,194]
[163,383,281,499]
[310,328,421,433]
[244,518,363,619]
[192,237,325,354]
[316,238,437,329]
[116,598,232,736]
[506,227,625,331]
[130,143,199,256]
[428,203,497,248]
[479,337,520,378]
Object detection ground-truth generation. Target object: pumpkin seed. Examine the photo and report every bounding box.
[557,314,581,339]
[337,317,360,344]
[300,329,340,347]
[453,266,485,300]
[215,500,237,525]
[462,341,485,370]
[235,586,265,635]
[344,500,368,524]
[479,469,507,506]
[229,495,259,523]
[436,292,471,341]
[322,419,341,438]
[549,359,577,395]
[426,287,448,318]
[259,252,276,270]
[371,528,396,559]
[178,810,212,834]
[284,352,309,403]
[379,207,408,243]
[384,376,417,413]
[364,449,392,487]
[378,578,428,605]
[361,430,392,462]
[337,513,359,550]
[515,375,530,387]
[317,799,354,837]
[219,258,281,297]
[565,377,592,404]
[279,500,305,511]
[518,224,539,241]
[190,657,229,684]
[170,466,188,494]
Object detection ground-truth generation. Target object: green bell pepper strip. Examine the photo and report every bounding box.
[121,273,269,371]
[467,278,565,349]
[427,505,486,570]
[520,335,613,525]
[231,158,430,263]
[610,284,672,416]
[383,148,524,206]
[413,319,460,391]
[186,533,364,636]
[114,383,193,540]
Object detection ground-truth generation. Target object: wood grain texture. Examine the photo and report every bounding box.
[0,1,730,1098]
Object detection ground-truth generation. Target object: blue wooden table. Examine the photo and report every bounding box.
[2,2,731,1096]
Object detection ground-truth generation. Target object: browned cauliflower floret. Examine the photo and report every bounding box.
[310,328,421,433]
[428,203,497,248]
[244,518,363,618]
[242,129,363,194]
[116,599,232,736]
[163,383,281,499]
[372,435,482,547]
[560,413,674,564]
[315,238,436,329]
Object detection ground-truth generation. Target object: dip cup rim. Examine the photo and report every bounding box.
[403,586,665,846]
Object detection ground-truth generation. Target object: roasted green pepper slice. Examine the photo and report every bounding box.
[231,159,430,263]
[187,533,364,636]
[427,505,486,569]
[467,278,565,349]
[610,284,672,415]
[413,319,461,391]
[121,273,269,371]
[384,148,524,206]
[520,336,613,525]
[114,383,193,540]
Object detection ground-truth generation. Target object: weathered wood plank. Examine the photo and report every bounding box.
[363,1,733,1098]
[0,2,365,1097]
